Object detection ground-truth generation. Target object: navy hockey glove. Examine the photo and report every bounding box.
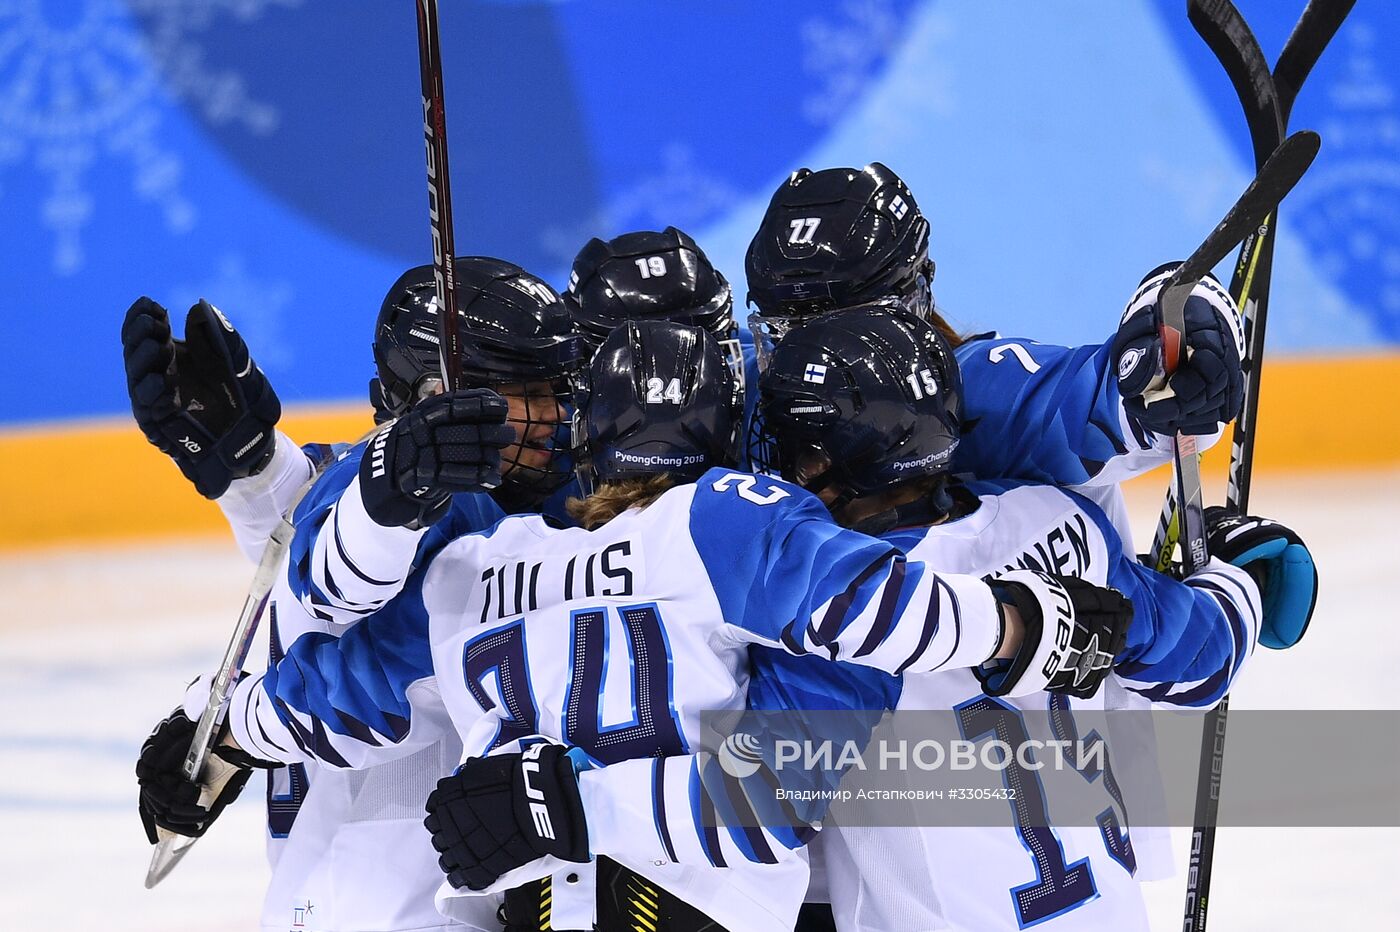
[1206,507,1317,649]
[1112,265,1245,436]
[424,742,590,891]
[977,571,1132,699]
[122,297,281,498]
[358,388,515,528]
[136,708,273,843]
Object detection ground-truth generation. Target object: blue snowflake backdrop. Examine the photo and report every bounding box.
[1,0,1394,425]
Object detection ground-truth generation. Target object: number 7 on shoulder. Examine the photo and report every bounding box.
[988,342,1041,373]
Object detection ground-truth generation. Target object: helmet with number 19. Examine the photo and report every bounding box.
[564,227,745,390]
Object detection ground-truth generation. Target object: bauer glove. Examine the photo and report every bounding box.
[976,571,1132,699]
[1112,263,1245,436]
[122,297,281,498]
[358,388,515,528]
[424,741,590,891]
[1205,507,1318,649]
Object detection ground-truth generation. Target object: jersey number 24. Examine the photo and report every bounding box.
[463,602,686,763]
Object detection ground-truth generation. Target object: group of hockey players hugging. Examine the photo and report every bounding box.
[128,164,1317,932]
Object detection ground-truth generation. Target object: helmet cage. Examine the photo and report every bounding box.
[372,259,589,506]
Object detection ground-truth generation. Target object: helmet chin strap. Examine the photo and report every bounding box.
[797,466,859,514]
[846,476,966,536]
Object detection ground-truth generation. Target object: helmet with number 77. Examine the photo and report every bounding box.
[745,162,942,369]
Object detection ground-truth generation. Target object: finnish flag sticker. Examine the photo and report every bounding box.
[804,363,828,384]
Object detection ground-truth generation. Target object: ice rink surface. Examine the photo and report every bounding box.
[2,469,1396,931]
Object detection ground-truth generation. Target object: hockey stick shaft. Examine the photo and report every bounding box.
[1157,0,1352,557]
[1157,127,1316,932]
[415,0,463,391]
[1226,0,1353,515]
[145,475,320,888]
[1171,6,1351,929]
[1150,128,1319,575]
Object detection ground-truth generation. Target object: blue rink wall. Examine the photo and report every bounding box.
[1,1,1397,546]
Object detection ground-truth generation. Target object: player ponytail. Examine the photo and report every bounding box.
[565,474,680,530]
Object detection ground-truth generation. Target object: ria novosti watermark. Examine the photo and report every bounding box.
[700,709,1400,829]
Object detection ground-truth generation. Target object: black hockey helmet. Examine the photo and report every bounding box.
[371,257,587,420]
[371,257,588,506]
[745,162,934,368]
[755,305,960,507]
[564,227,744,389]
[573,319,742,495]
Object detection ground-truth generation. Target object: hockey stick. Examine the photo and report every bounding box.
[1149,128,1318,577]
[1152,128,1319,932]
[1164,5,1352,929]
[1225,0,1353,513]
[145,475,320,888]
[1155,0,1354,560]
[415,0,463,390]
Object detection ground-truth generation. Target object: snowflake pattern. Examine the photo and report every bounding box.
[0,0,297,274]
[169,253,295,370]
[537,144,742,269]
[1288,23,1400,342]
[800,0,905,127]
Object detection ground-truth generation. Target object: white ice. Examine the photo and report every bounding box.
[1,469,1396,931]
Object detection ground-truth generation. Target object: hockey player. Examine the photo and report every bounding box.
[744,162,1250,896]
[139,320,1138,932]
[744,162,1247,491]
[280,226,752,639]
[750,307,1317,931]
[133,258,584,932]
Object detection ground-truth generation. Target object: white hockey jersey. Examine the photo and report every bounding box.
[806,480,1260,932]
[215,436,500,932]
[232,469,1018,932]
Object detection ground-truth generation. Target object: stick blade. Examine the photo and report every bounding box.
[145,832,198,889]
[1275,0,1357,121]
[1175,129,1321,286]
[1188,0,1283,162]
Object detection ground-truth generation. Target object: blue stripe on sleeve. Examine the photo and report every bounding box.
[688,468,904,647]
[286,443,363,600]
[264,573,434,746]
[688,758,726,868]
[651,758,677,863]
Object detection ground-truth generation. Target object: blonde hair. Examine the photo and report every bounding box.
[566,474,682,530]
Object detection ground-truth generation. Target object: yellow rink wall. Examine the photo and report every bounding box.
[0,405,374,551]
[2,354,1398,552]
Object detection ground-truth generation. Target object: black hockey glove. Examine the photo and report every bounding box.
[1112,265,1245,436]
[122,297,281,499]
[1205,507,1317,649]
[358,388,515,528]
[424,742,590,891]
[136,708,274,843]
[976,571,1132,699]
